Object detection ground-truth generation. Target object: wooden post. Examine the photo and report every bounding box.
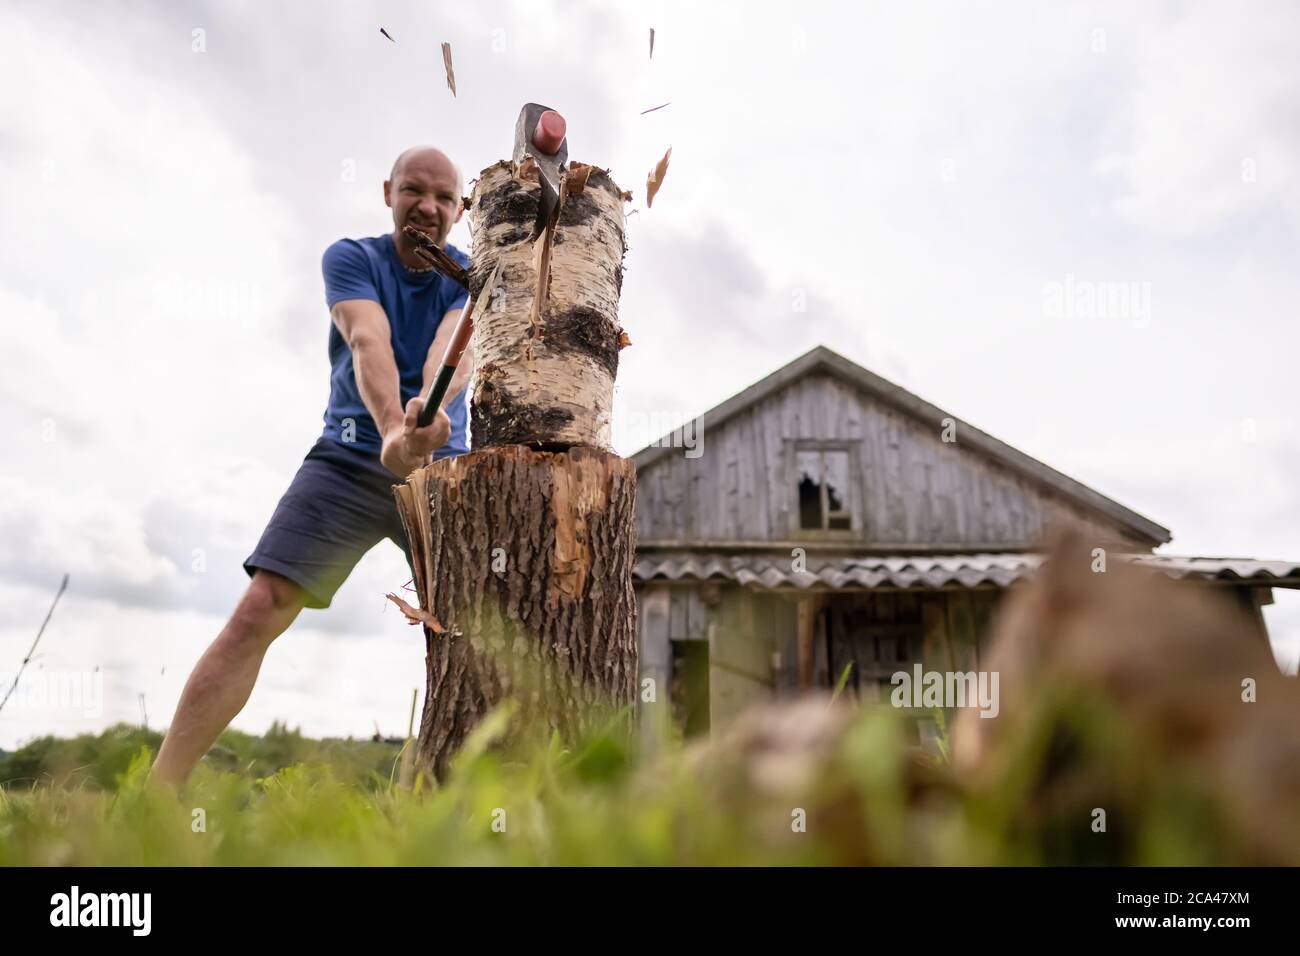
[796,596,817,690]
[946,591,978,673]
[638,588,672,757]
[394,155,635,780]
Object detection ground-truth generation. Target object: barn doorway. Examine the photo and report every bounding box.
[670,639,710,738]
[820,591,925,701]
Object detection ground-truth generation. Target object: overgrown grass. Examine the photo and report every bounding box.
[0,694,1290,866]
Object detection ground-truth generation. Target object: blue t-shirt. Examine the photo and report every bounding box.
[320,234,470,459]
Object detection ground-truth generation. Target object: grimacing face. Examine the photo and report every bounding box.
[385,150,463,247]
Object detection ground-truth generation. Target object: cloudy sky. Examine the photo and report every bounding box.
[2,0,1297,748]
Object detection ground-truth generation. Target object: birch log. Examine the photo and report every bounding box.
[467,160,629,449]
[393,157,637,780]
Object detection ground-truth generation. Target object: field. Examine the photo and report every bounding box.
[3,688,1294,866]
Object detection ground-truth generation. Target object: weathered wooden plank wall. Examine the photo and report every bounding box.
[637,373,1148,549]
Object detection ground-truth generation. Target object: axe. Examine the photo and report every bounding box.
[409,102,569,428]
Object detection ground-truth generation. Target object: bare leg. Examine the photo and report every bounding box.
[151,570,307,789]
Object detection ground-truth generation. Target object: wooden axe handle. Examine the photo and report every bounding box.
[416,257,504,428]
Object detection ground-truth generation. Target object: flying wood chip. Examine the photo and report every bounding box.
[380,27,395,43]
[386,592,445,633]
[640,101,670,115]
[649,27,655,59]
[441,42,456,96]
[646,146,671,208]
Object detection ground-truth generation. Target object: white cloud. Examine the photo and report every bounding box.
[1100,1,1300,235]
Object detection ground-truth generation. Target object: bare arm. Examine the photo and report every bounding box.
[330,298,404,437]
[331,298,450,475]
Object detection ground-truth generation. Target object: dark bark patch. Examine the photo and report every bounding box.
[478,178,538,232]
[472,378,576,449]
[495,226,533,246]
[545,306,620,379]
[558,189,602,228]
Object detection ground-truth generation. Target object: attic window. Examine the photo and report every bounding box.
[796,448,853,531]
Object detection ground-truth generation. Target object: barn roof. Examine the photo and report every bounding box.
[634,551,1300,591]
[631,345,1172,546]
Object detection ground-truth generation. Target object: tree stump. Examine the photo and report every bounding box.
[393,156,636,780]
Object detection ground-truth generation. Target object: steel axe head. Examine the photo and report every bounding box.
[513,103,568,239]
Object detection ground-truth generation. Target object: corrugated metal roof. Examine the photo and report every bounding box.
[633,552,1300,590]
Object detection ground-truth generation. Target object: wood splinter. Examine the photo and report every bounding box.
[403,225,469,288]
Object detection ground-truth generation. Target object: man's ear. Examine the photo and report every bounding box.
[383,179,393,208]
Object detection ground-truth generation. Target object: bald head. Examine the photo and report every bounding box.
[385,145,464,261]
[388,146,463,195]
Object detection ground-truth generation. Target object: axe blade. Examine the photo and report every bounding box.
[513,102,568,238]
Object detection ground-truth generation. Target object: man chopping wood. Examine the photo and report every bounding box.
[152,146,470,788]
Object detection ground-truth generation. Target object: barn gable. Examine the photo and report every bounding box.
[632,346,1170,551]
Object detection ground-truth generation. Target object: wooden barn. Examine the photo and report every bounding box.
[631,346,1300,740]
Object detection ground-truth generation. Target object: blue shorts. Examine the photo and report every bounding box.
[244,437,413,609]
